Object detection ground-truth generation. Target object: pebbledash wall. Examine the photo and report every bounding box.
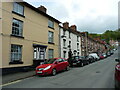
[1,2,60,74]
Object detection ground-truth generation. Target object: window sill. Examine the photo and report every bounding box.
[48,26,54,30]
[9,61,24,64]
[12,11,25,18]
[48,42,55,45]
[63,47,67,49]
[11,34,24,39]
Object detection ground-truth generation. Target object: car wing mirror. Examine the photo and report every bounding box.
[54,61,59,64]
[115,59,120,62]
[40,62,44,65]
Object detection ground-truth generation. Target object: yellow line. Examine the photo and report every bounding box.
[0,80,22,87]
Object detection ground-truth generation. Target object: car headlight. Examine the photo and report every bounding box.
[44,66,51,70]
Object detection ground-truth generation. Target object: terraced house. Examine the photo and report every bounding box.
[59,22,81,59]
[1,1,60,74]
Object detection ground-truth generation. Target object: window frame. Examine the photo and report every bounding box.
[12,18,23,37]
[10,44,23,63]
[48,31,54,43]
[48,19,54,29]
[63,39,66,47]
[48,49,54,59]
[13,2,24,16]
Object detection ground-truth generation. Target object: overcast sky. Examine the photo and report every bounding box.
[24,0,119,34]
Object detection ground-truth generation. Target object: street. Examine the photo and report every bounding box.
[2,51,118,88]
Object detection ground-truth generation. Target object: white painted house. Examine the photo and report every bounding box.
[59,22,81,59]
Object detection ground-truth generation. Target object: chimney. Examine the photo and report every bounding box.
[38,5,47,13]
[63,22,69,29]
[70,25,77,31]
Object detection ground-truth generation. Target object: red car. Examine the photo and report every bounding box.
[115,59,120,89]
[36,58,70,76]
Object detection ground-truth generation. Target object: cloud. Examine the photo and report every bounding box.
[25,0,119,33]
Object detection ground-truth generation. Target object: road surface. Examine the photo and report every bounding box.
[2,50,118,88]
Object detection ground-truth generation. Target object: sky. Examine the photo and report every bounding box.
[24,0,119,34]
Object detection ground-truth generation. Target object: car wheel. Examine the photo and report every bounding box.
[52,69,56,76]
[66,66,70,71]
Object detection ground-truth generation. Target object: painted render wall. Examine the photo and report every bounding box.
[1,2,59,68]
[60,27,81,59]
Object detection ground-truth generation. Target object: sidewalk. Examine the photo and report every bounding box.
[2,70,36,85]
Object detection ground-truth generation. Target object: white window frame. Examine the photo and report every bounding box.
[12,18,23,36]
[13,2,24,15]
[48,31,54,43]
[11,44,22,62]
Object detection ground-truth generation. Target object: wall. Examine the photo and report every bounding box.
[2,2,59,68]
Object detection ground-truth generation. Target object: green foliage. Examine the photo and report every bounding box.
[89,29,120,43]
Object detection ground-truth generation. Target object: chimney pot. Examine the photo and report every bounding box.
[38,5,47,13]
[70,25,77,31]
[63,22,69,29]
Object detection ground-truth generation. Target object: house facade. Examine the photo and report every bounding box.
[1,2,60,74]
[59,22,81,59]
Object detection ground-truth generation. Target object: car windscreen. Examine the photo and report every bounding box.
[74,56,79,59]
[79,56,84,59]
[44,59,56,64]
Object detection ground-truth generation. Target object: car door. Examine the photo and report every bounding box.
[56,59,63,71]
[62,59,68,70]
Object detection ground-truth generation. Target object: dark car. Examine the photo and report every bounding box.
[71,56,85,67]
[115,59,120,89]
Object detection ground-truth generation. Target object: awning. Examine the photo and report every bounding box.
[33,44,47,48]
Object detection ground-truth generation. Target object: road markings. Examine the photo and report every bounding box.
[0,80,22,87]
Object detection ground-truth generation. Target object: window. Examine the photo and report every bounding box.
[77,36,79,42]
[63,51,66,58]
[34,47,46,60]
[77,43,79,49]
[12,19,23,37]
[48,49,54,59]
[69,32,71,38]
[13,2,24,15]
[63,30,66,36]
[63,39,66,47]
[57,59,64,62]
[48,31,54,43]
[69,41,71,45]
[48,19,54,28]
[11,44,22,62]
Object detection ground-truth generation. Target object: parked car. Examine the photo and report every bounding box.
[115,59,120,89]
[106,51,111,57]
[102,53,107,58]
[36,58,70,76]
[71,56,84,67]
[110,50,114,55]
[71,56,89,67]
[89,53,100,61]
[85,55,94,63]
[99,54,104,59]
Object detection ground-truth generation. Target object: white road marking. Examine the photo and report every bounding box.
[0,80,22,87]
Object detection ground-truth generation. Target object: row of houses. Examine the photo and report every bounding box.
[0,1,107,74]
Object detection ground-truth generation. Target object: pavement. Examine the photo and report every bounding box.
[2,70,36,85]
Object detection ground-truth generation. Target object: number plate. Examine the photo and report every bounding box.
[37,71,42,74]
[73,63,77,65]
